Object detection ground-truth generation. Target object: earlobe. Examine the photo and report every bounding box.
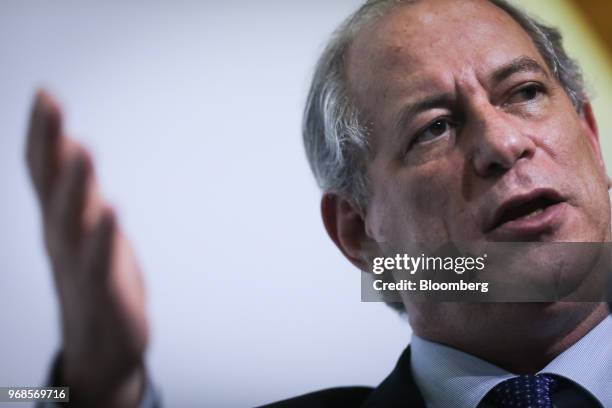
[321,193,371,271]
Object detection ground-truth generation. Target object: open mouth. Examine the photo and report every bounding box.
[488,190,564,233]
[496,196,559,225]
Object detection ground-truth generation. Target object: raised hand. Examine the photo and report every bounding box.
[26,91,149,408]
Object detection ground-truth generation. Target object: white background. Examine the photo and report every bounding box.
[0,2,411,406]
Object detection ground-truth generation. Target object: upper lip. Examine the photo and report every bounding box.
[484,188,565,233]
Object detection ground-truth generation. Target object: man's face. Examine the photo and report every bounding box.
[348,0,611,248]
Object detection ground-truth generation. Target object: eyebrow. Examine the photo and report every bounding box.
[392,56,549,135]
[490,55,549,86]
[393,93,454,135]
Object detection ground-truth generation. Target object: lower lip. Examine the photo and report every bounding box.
[488,202,568,241]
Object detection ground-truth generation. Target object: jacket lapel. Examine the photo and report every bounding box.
[361,346,427,408]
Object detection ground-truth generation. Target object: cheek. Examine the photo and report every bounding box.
[570,133,611,225]
[538,99,605,176]
[537,115,611,238]
[543,115,606,193]
[368,162,463,243]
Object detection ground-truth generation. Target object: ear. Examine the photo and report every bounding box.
[579,101,611,189]
[321,192,372,271]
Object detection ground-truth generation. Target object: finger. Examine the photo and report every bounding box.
[46,139,105,227]
[83,207,116,281]
[26,90,63,206]
[49,153,91,251]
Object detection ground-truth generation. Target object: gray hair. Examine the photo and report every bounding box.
[303,0,585,212]
[303,0,586,313]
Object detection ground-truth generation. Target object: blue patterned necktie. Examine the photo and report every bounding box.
[483,374,560,408]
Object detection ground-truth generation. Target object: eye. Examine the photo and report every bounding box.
[412,118,454,146]
[506,84,543,104]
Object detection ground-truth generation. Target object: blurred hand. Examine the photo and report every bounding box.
[26,91,148,408]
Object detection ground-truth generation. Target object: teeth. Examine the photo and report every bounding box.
[521,208,544,220]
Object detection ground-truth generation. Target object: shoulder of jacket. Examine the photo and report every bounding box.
[258,386,374,408]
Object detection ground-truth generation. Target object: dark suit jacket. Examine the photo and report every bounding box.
[260,346,426,408]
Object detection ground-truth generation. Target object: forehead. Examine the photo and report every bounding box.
[347,0,547,113]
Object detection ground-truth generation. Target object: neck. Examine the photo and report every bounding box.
[409,302,608,374]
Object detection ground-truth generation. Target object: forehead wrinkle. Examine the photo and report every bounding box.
[347,2,496,92]
[348,0,544,78]
[346,47,421,132]
[346,2,426,96]
[346,0,551,141]
[348,32,444,132]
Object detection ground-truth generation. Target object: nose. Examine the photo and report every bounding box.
[468,105,536,177]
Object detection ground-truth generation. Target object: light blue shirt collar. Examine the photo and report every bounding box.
[410,314,612,408]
